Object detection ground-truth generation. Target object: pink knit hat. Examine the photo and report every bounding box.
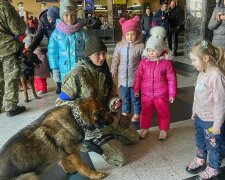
[119,16,140,36]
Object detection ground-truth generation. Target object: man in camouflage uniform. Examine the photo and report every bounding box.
[56,36,139,167]
[0,0,26,117]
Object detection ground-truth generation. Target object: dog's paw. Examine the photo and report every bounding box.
[90,171,107,179]
[24,99,29,102]
[58,161,74,174]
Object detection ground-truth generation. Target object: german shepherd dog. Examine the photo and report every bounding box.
[20,53,42,102]
[0,98,114,180]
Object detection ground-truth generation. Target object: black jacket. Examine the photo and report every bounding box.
[168,6,182,29]
[28,10,56,52]
[141,13,153,32]
[153,10,169,31]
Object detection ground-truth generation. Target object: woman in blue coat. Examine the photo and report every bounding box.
[48,0,87,92]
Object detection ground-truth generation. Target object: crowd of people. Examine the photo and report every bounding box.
[141,1,183,56]
[1,0,225,179]
[85,14,110,29]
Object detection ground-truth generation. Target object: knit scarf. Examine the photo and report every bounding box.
[56,20,81,34]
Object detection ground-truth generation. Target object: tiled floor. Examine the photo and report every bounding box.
[0,75,203,180]
[1,48,225,179]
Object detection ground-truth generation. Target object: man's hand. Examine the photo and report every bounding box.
[112,73,116,79]
[112,98,121,110]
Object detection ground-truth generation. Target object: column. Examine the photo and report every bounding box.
[185,0,216,58]
[107,0,113,29]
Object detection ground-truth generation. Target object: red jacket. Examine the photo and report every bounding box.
[134,57,177,99]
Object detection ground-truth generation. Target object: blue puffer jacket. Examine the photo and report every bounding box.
[48,21,87,82]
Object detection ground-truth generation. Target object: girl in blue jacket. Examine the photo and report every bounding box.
[48,0,86,93]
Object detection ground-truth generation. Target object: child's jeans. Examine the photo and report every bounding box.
[140,95,170,130]
[194,114,224,170]
[34,77,47,92]
[120,86,141,115]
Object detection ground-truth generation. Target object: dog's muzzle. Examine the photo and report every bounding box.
[93,112,114,129]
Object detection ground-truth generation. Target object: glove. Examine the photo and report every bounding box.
[52,69,60,82]
[24,51,42,67]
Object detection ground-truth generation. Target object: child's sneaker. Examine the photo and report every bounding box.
[132,114,140,122]
[139,129,149,139]
[186,157,206,174]
[37,91,47,95]
[196,165,219,180]
[131,114,140,130]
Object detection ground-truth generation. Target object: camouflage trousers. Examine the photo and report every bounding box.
[56,98,139,166]
[0,54,21,111]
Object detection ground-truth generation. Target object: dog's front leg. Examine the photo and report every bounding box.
[59,153,107,180]
[29,77,41,100]
[20,77,29,102]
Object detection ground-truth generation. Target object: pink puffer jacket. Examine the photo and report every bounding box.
[111,36,144,87]
[134,57,177,99]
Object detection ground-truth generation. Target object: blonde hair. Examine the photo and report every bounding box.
[190,40,225,74]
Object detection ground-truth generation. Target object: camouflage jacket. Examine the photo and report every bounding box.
[61,58,116,110]
[0,0,26,57]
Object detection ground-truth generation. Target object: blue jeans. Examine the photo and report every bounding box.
[194,114,224,170]
[120,86,141,115]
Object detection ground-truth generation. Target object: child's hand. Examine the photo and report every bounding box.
[169,98,174,103]
[135,93,139,97]
[212,124,221,135]
[191,113,195,120]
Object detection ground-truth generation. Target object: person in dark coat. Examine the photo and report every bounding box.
[208,0,225,50]
[27,6,59,52]
[153,3,169,32]
[141,7,153,42]
[167,0,182,56]
[26,6,60,93]
[91,15,102,29]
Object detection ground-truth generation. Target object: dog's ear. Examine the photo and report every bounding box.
[76,99,92,124]
[92,111,102,121]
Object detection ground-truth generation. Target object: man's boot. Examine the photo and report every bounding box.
[6,106,26,117]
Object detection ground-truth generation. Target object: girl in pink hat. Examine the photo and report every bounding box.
[111,16,144,129]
